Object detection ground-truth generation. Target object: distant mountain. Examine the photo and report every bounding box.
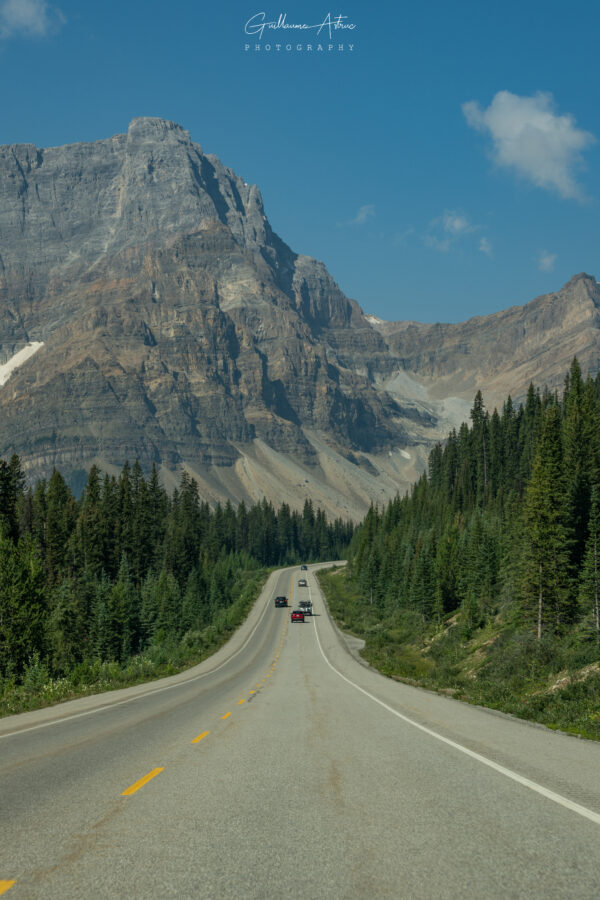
[0,118,597,517]
[372,272,600,412]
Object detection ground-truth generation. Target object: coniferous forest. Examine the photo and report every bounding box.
[319,359,600,739]
[4,358,600,735]
[0,458,352,714]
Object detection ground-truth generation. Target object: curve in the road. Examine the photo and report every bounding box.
[2,561,600,899]
[309,581,600,828]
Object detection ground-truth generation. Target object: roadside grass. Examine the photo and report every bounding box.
[0,568,270,718]
[317,568,600,741]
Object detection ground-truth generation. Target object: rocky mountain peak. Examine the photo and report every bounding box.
[127,116,192,144]
[0,119,599,519]
[0,119,414,517]
[564,272,596,287]
[558,272,600,308]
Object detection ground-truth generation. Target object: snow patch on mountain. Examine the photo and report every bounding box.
[0,343,44,386]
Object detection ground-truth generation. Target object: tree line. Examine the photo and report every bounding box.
[350,359,600,646]
[0,459,352,680]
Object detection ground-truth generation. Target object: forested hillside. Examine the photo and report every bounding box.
[0,459,352,714]
[319,359,600,738]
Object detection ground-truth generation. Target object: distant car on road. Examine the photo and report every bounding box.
[300,565,308,570]
[291,609,305,623]
[298,578,307,587]
[299,599,312,616]
[274,596,288,608]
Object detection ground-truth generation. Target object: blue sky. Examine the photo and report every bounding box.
[0,0,598,322]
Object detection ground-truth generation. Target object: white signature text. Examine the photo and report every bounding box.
[245,12,357,40]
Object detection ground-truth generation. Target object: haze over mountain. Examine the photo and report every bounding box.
[0,118,598,518]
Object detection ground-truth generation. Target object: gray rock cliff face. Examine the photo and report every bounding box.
[0,118,598,518]
[376,273,600,410]
[0,118,408,516]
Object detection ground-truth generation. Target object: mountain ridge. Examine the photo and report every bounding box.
[0,117,598,517]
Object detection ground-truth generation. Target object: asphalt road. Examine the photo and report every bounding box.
[1,563,600,898]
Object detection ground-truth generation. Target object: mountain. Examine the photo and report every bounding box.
[0,117,598,518]
[371,272,600,413]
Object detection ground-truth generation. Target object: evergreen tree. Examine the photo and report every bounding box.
[0,454,26,542]
[521,405,572,639]
[180,567,207,632]
[579,485,600,638]
[0,534,46,676]
[91,574,113,661]
[470,391,490,502]
[562,359,595,568]
[44,469,78,585]
[75,465,104,577]
[109,555,138,660]
[154,570,182,640]
[48,579,79,674]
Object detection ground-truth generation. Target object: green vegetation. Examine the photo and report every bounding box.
[0,458,352,716]
[0,568,269,716]
[318,359,600,740]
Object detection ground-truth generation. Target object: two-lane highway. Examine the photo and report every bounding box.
[2,563,600,898]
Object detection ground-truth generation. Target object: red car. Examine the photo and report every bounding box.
[291,609,305,623]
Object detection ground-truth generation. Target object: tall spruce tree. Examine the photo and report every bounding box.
[521,404,572,639]
[562,359,596,569]
[579,485,600,638]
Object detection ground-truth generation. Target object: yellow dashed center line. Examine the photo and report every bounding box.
[190,585,289,744]
[121,767,165,796]
[0,883,16,896]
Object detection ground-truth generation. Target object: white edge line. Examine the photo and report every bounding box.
[309,579,600,827]
[1,567,283,740]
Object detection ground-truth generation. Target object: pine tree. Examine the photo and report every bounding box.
[180,567,207,632]
[44,469,77,586]
[562,358,595,568]
[100,474,120,578]
[75,465,104,577]
[0,454,25,542]
[470,391,490,502]
[109,554,138,660]
[579,485,600,638]
[48,579,79,674]
[91,574,113,661]
[434,520,461,616]
[521,405,572,639]
[409,536,436,622]
[140,571,159,646]
[0,534,47,676]
[153,569,182,640]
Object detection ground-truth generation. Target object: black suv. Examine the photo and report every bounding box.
[274,596,288,608]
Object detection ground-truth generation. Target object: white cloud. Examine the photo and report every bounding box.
[425,208,478,252]
[440,210,472,236]
[479,237,492,256]
[538,250,557,272]
[0,0,64,39]
[347,204,375,225]
[463,90,595,201]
